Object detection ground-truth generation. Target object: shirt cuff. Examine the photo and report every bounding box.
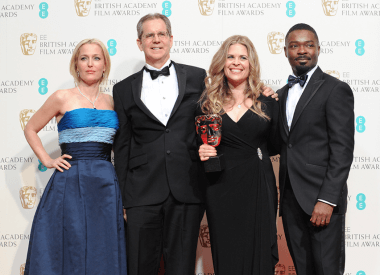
[318,199,337,207]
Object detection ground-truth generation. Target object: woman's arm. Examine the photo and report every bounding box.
[24,90,72,172]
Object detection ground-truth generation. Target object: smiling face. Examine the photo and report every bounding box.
[137,18,173,68]
[285,30,320,76]
[76,43,106,85]
[224,43,250,87]
[195,115,222,147]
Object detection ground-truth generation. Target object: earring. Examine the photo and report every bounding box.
[77,71,79,77]
[102,72,105,78]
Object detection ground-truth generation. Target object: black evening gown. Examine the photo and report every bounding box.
[201,95,279,274]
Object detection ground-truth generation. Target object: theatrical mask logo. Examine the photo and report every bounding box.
[198,0,215,16]
[195,115,222,147]
[321,0,339,16]
[75,0,92,17]
[325,70,340,79]
[20,33,37,55]
[275,264,285,275]
[20,263,25,275]
[267,32,284,54]
[199,224,211,248]
[20,109,36,131]
[19,186,37,209]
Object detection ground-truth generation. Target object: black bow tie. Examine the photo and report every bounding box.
[288,74,308,88]
[144,62,173,80]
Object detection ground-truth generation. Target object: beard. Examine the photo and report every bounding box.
[294,55,315,76]
[295,65,311,76]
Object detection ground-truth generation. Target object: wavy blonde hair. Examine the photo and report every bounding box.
[200,35,268,119]
[69,38,111,86]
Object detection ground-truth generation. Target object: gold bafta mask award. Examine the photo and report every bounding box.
[321,0,339,16]
[267,32,284,54]
[20,33,37,55]
[195,114,225,172]
[19,186,37,209]
[198,0,215,16]
[20,263,26,275]
[74,0,92,17]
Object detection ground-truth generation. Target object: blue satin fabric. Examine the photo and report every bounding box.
[25,110,127,275]
[58,108,119,145]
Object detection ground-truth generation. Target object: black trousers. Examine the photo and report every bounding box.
[125,193,204,275]
[282,175,345,275]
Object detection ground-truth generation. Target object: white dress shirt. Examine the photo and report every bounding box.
[286,65,318,128]
[141,59,179,126]
[286,65,336,207]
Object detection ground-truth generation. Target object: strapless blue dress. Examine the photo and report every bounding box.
[25,108,127,275]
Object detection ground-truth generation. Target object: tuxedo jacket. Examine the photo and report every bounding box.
[277,67,354,216]
[113,62,206,208]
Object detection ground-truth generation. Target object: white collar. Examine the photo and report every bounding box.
[145,59,172,71]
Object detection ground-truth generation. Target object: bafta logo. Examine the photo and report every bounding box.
[20,109,36,131]
[20,33,37,55]
[199,224,211,248]
[321,0,339,16]
[19,186,37,209]
[198,0,215,16]
[325,70,340,79]
[74,0,92,17]
[275,264,285,275]
[20,263,25,275]
[267,32,285,54]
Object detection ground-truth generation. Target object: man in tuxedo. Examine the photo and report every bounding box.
[112,13,206,275]
[277,23,354,275]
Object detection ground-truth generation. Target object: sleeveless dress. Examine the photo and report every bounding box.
[24,108,127,275]
[200,96,279,274]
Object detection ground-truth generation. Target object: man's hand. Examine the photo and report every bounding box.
[123,209,127,222]
[310,201,334,227]
[262,85,279,101]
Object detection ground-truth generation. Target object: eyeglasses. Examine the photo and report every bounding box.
[142,32,169,41]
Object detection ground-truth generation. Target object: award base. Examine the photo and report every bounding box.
[204,154,225,172]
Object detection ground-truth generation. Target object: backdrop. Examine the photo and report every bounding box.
[1,0,379,274]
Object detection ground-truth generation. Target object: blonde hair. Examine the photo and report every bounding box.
[69,38,111,86]
[200,35,268,119]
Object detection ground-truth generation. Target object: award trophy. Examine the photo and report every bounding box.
[195,114,225,172]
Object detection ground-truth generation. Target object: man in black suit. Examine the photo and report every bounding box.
[277,23,354,275]
[112,13,206,275]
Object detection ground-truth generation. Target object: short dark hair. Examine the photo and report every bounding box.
[285,23,319,45]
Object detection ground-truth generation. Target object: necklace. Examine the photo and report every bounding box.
[237,98,245,109]
[76,86,100,109]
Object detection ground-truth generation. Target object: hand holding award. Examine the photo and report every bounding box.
[195,114,225,172]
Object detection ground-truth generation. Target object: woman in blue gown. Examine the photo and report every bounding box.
[23,38,127,275]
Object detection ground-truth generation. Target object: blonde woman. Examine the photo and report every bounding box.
[24,39,127,275]
[198,35,279,274]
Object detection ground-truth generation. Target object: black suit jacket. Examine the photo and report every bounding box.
[277,66,354,215]
[113,61,206,208]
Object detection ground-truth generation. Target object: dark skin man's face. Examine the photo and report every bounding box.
[284,29,320,76]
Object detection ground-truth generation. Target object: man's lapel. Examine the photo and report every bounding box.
[169,61,186,120]
[131,67,162,124]
[279,86,290,136]
[290,67,325,131]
